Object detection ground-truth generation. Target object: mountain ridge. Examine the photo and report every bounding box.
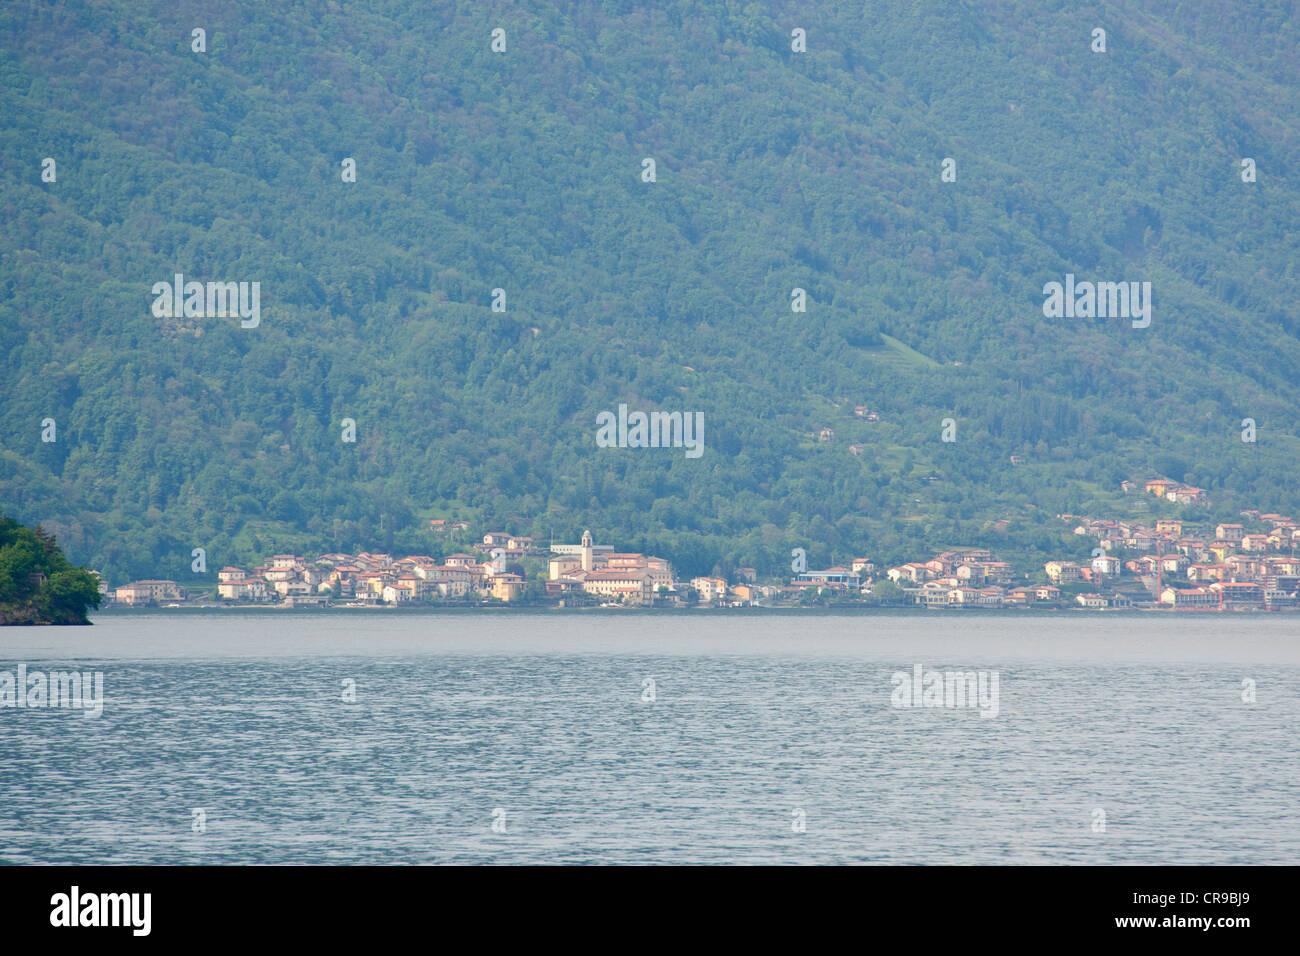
[1,0,1297,582]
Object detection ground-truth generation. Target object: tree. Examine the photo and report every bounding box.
[0,515,102,625]
[870,579,906,605]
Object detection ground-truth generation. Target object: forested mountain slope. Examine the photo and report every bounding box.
[2,1,1297,582]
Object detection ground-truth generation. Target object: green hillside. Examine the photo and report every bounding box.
[1,0,1297,583]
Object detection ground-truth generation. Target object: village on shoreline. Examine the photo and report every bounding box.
[97,479,1300,613]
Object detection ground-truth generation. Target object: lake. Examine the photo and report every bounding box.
[1,611,1297,864]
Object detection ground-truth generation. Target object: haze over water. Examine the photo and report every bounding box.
[2,612,1297,865]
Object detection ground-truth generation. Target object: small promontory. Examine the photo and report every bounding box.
[0,515,102,626]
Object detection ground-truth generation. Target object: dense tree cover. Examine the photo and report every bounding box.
[0,514,101,624]
[1,1,1297,584]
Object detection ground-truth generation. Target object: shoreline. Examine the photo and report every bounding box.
[83,603,1296,618]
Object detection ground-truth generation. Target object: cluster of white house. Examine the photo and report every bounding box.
[876,550,1069,607]
[540,530,677,603]
[787,550,1071,608]
[694,551,1059,608]
[209,532,548,605]
[1053,512,1300,610]
[104,499,1300,612]
[790,507,1300,611]
[111,531,688,606]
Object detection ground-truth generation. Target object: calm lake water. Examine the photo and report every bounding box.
[2,611,1297,864]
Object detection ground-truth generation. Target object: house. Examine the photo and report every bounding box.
[1264,589,1297,609]
[437,579,471,599]
[394,556,434,569]
[888,563,931,584]
[482,546,526,566]
[1125,534,1158,552]
[1187,564,1228,583]
[218,566,247,583]
[1155,519,1182,535]
[690,576,729,603]
[1224,554,1262,579]
[796,567,860,586]
[1091,555,1121,577]
[399,574,433,600]
[1009,454,1024,466]
[585,570,656,605]
[489,573,526,602]
[593,554,673,588]
[413,564,465,587]
[382,583,416,603]
[1127,556,1157,575]
[1174,538,1210,560]
[915,582,951,607]
[218,576,269,601]
[1215,523,1245,541]
[544,579,584,597]
[1210,582,1264,607]
[1145,478,1176,497]
[1240,534,1271,552]
[549,555,583,579]
[1268,558,1300,576]
[1159,586,1216,608]
[1076,593,1109,609]
[114,580,184,606]
[1034,585,1061,602]
[320,573,354,598]
[948,587,982,605]
[356,572,390,595]
[1044,561,1082,584]
[1209,542,1236,562]
[928,552,963,574]
[818,427,835,442]
[1267,529,1293,549]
